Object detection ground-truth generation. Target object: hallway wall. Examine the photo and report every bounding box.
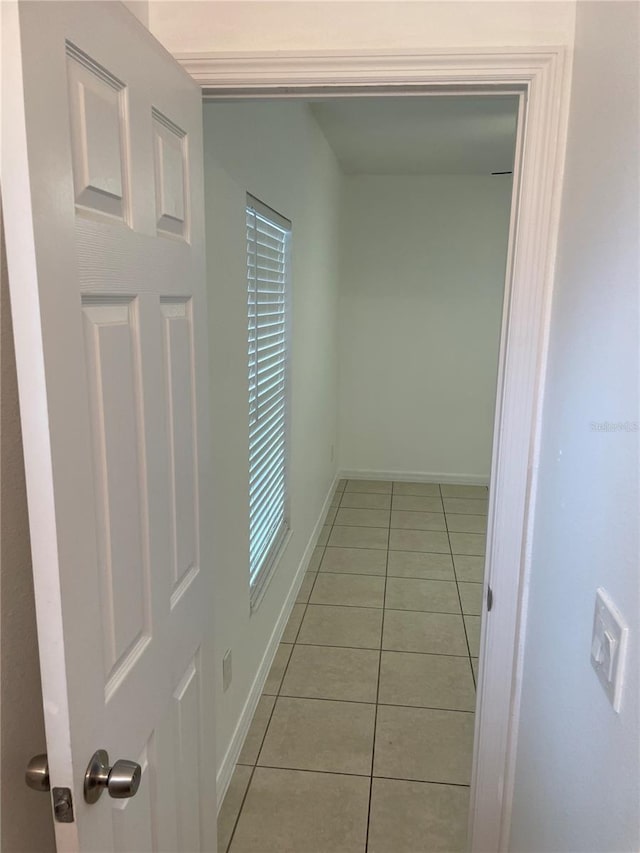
[338,174,512,481]
[509,2,639,850]
[203,101,342,781]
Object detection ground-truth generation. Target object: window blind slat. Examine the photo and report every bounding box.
[247,200,290,597]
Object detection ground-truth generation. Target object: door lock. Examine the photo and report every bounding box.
[84,750,141,803]
[26,754,50,792]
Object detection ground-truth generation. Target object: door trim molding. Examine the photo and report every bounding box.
[179,46,573,852]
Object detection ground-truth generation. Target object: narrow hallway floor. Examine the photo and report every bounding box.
[219,478,488,853]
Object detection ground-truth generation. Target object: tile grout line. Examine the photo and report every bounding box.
[292,642,474,658]
[364,481,392,852]
[443,484,477,689]
[263,694,475,713]
[237,762,472,788]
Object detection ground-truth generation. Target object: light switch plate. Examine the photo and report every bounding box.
[591,588,628,712]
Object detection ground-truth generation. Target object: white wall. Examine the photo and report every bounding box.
[203,101,342,778]
[149,1,575,55]
[509,3,639,851]
[339,174,512,481]
[0,203,55,852]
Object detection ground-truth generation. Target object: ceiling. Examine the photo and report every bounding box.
[310,95,519,175]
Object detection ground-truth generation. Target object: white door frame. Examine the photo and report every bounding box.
[177,47,573,852]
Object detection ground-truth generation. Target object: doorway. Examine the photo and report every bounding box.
[205,93,517,851]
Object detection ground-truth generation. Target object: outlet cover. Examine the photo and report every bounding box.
[222,650,232,692]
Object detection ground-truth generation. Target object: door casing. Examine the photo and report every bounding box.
[179,47,573,852]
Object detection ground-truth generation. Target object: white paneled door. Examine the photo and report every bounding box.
[3,2,216,850]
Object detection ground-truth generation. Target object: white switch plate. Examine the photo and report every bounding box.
[591,588,628,713]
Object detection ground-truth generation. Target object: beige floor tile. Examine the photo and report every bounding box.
[229,768,369,853]
[387,551,454,581]
[449,532,486,556]
[238,695,276,765]
[328,525,388,550]
[317,525,332,546]
[218,764,253,853]
[389,529,450,554]
[336,478,348,491]
[329,493,341,508]
[259,697,375,775]
[392,481,441,497]
[464,615,482,657]
[320,547,387,576]
[296,572,316,603]
[324,506,338,525]
[471,657,479,681]
[335,507,390,528]
[298,604,383,649]
[368,778,470,853]
[378,652,476,711]
[385,578,460,614]
[459,582,483,615]
[443,497,488,515]
[280,645,379,703]
[391,510,447,531]
[446,513,487,534]
[339,491,392,510]
[453,555,485,583]
[383,610,468,656]
[263,644,293,695]
[374,705,474,785]
[311,573,385,608]
[346,479,392,494]
[392,494,444,513]
[281,603,305,644]
[440,484,488,499]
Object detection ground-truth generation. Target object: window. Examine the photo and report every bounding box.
[246,195,291,604]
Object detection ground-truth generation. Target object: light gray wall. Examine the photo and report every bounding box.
[338,174,512,480]
[203,101,342,774]
[0,202,55,851]
[509,3,639,851]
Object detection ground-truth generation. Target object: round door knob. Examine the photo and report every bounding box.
[25,754,50,792]
[84,750,141,804]
[107,759,141,799]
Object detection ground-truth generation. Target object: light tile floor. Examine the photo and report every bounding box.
[219,478,488,853]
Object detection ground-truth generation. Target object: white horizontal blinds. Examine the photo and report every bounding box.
[247,196,290,598]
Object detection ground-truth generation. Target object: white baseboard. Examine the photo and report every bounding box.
[340,468,490,487]
[215,473,339,811]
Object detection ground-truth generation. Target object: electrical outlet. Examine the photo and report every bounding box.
[222,650,232,692]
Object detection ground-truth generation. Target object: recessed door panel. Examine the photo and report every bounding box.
[82,298,151,687]
[67,43,130,222]
[161,298,199,606]
[153,109,188,239]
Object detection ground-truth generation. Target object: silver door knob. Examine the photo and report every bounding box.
[84,749,141,803]
[26,754,50,792]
